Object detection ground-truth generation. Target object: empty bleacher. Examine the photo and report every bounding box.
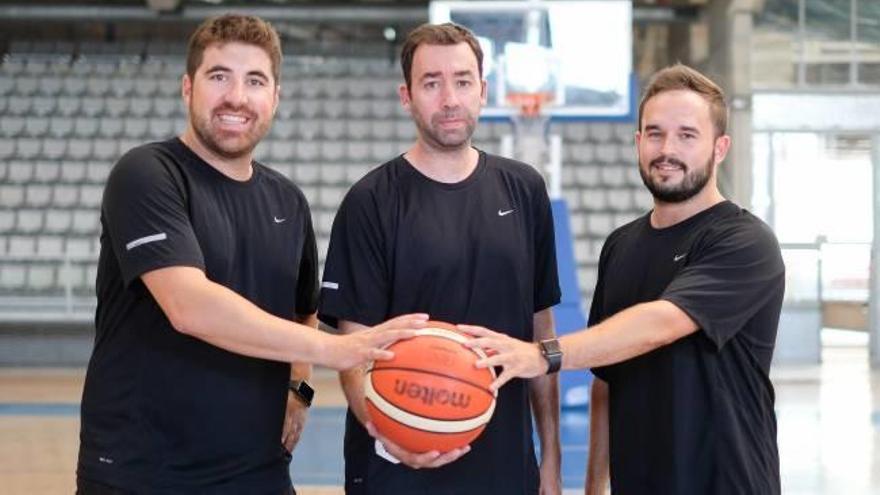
[0,43,647,320]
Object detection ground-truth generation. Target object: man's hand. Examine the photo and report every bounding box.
[282,390,309,452]
[458,324,548,390]
[364,422,470,469]
[321,313,428,370]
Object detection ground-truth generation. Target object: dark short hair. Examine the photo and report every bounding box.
[186,14,282,84]
[639,63,728,137]
[400,22,483,89]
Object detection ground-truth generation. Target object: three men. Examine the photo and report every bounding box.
[77,14,421,493]
[318,23,563,495]
[464,64,785,494]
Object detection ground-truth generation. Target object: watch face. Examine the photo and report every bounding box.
[299,382,315,402]
[541,339,561,355]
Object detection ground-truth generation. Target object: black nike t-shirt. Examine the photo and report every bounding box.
[78,138,319,493]
[590,201,785,495]
[318,151,561,495]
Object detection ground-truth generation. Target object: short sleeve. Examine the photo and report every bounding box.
[295,209,319,315]
[532,182,561,312]
[103,146,204,286]
[661,219,785,350]
[317,186,389,328]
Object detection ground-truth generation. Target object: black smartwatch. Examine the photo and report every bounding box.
[538,339,562,374]
[288,380,315,408]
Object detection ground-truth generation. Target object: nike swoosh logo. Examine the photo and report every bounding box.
[498,209,515,217]
[274,216,286,224]
[674,253,687,262]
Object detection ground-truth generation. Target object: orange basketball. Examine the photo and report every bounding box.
[364,320,497,453]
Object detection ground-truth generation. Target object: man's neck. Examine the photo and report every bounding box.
[650,188,726,229]
[404,139,479,184]
[179,131,253,182]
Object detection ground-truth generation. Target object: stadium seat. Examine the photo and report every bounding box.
[103,97,131,118]
[27,264,56,291]
[43,138,67,160]
[0,265,27,290]
[44,209,73,233]
[147,118,174,139]
[49,117,74,138]
[79,185,104,208]
[86,162,112,184]
[31,97,57,117]
[25,185,53,208]
[17,210,44,233]
[71,210,98,235]
[600,166,626,187]
[0,211,14,233]
[34,161,61,183]
[1,117,25,138]
[36,235,65,256]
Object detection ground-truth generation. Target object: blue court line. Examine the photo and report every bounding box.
[0,402,80,416]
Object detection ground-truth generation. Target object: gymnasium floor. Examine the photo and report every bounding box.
[2,338,879,494]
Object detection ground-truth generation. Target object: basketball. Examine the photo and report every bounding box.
[364,320,497,453]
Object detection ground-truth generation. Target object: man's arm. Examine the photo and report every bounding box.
[283,312,318,452]
[529,308,561,495]
[337,319,470,469]
[585,378,610,495]
[461,300,697,389]
[141,266,423,370]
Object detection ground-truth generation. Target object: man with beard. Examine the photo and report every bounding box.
[461,64,785,495]
[77,14,423,494]
[318,22,562,495]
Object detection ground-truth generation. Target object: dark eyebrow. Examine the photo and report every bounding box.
[247,70,270,81]
[420,71,442,81]
[679,125,700,134]
[454,70,475,78]
[204,65,270,82]
[204,65,231,74]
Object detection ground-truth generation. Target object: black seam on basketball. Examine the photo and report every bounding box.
[369,366,495,397]
[368,368,494,422]
[372,407,484,436]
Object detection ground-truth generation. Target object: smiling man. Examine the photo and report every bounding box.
[76,14,422,494]
[462,64,786,495]
[318,22,562,495]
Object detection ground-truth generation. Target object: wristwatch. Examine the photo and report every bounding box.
[538,339,562,374]
[288,379,315,408]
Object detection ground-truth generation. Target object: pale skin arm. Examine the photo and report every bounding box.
[460,300,698,390]
[337,319,471,469]
[585,378,610,495]
[141,266,426,370]
[529,308,562,495]
[283,312,318,452]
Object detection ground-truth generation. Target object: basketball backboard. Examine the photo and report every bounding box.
[429,0,635,121]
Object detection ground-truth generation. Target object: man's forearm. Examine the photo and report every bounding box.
[560,301,698,370]
[143,267,328,365]
[585,379,609,495]
[531,309,561,468]
[291,313,319,380]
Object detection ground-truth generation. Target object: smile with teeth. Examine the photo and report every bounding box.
[217,114,250,125]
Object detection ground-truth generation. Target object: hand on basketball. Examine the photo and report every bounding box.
[322,313,428,370]
[365,421,471,469]
[282,389,309,452]
[458,324,548,391]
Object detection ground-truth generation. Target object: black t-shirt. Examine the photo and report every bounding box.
[78,138,319,493]
[590,201,785,495]
[318,151,561,495]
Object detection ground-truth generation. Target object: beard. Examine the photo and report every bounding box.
[411,106,477,150]
[188,102,269,160]
[639,152,715,203]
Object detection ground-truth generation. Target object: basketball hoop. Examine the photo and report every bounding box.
[506,91,553,119]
